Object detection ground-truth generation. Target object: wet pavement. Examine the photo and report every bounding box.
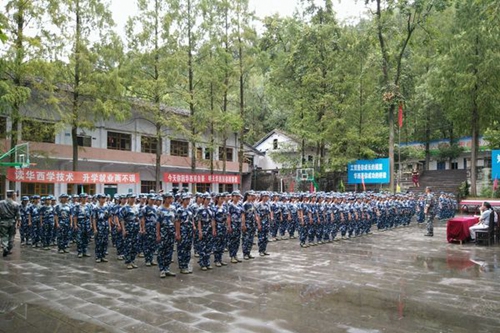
[1,219,500,333]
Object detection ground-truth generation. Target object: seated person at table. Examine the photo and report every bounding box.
[469,202,493,241]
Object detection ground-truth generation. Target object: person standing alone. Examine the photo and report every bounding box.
[0,190,20,257]
[424,186,435,237]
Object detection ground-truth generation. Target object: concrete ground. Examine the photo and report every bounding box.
[1,220,499,333]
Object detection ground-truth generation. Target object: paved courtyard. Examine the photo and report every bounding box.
[1,219,500,333]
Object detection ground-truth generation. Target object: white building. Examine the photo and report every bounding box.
[253,129,319,171]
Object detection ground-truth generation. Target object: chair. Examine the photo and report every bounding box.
[496,224,500,244]
[493,209,500,244]
[476,211,495,246]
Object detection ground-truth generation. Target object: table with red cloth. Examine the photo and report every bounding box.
[446,216,479,243]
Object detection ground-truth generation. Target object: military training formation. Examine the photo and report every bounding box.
[0,188,457,278]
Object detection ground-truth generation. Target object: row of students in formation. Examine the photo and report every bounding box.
[15,190,457,277]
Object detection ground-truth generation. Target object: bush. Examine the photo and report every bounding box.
[480,186,493,198]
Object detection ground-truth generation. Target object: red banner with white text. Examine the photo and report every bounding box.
[163,172,240,184]
[7,168,140,184]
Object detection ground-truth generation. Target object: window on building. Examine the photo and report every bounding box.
[204,149,211,160]
[22,119,55,143]
[67,184,96,196]
[141,136,159,154]
[218,184,234,193]
[196,147,203,160]
[107,131,132,151]
[170,140,189,157]
[451,162,458,170]
[273,139,278,150]
[196,183,211,193]
[104,184,118,197]
[77,135,92,147]
[0,117,6,138]
[308,155,314,162]
[172,183,189,192]
[218,147,233,162]
[204,148,212,160]
[21,182,55,197]
[141,180,161,193]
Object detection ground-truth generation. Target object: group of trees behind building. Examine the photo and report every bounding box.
[1,0,500,195]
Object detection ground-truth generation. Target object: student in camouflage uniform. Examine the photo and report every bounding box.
[241,191,259,260]
[120,194,141,269]
[140,194,158,266]
[270,193,282,241]
[175,193,195,274]
[40,196,55,250]
[18,196,31,246]
[212,193,229,266]
[72,193,93,258]
[196,193,214,270]
[29,195,42,248]
[113,195,126,260]
[156,192,177,278]
[257,192,272,256]
[227,191,243,263]
[92,194,111,263]
[54,194,71,253]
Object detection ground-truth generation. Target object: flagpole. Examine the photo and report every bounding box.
[397,102,403,193]
[398,124,401,193]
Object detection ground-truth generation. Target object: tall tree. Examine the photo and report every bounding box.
[125,0,182,190]
[368,0,441,192]
[47,0,127,189]
[174,0,203,174]
[429,0,500,195]
[1,0,46,189]
[233,0,257,183]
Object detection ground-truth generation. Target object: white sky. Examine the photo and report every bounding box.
[109,0,370,33]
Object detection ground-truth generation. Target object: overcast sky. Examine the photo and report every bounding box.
[110,0,370,33]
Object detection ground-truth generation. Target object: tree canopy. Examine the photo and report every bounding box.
[1,0,499,193]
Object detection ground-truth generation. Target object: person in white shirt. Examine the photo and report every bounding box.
[469,202,493,241]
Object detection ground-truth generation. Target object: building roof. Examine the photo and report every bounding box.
[243,142,264,156]
[253,129,300,150]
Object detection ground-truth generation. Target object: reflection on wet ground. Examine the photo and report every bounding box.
[1,220,500,332]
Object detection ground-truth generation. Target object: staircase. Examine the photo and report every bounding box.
[407,169,467,194]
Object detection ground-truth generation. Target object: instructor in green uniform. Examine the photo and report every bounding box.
[0,190,20,257]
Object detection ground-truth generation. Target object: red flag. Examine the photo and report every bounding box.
[290,181,295,192]
[361,175,366,192]
[398,102,403,128]
[494,176,498,191]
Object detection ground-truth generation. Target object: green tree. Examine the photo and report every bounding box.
[125,0,183,190]
[428,0,500,195]
[367,0,443,192]
[173,0,203,174]
[198,0,235,180]
[47,0,127,189]
[0,0,47,189]
[233,0,257,182]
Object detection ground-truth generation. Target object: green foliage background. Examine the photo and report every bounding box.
[1,0,500,193]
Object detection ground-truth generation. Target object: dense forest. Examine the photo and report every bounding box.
[1,0,500,194]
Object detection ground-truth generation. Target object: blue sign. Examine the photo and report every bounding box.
[348,158,390,184]
[492,150,500,180]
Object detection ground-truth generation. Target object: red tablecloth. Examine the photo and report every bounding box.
[446,216,479,243]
